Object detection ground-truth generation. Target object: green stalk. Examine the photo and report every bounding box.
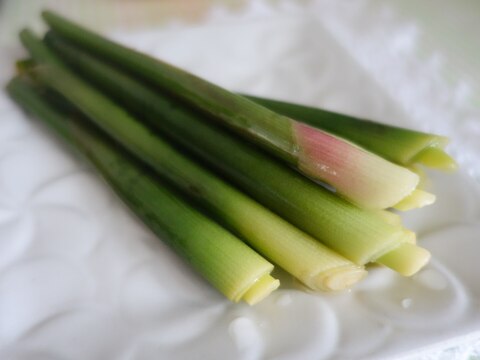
[41,11,296,163]
[41,11,426,211]
[246,95,457,171]
[38,30,430,275]
[16,58,36,74]
[7,76,279,304]
[21,30,368,291]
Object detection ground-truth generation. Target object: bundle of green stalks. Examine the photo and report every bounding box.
[6,11,456,304]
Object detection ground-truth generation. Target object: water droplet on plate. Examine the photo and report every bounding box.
[401,298,413,309]
[228,316,262,357]
[355,259,469,329]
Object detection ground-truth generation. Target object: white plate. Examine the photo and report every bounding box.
[1,2,480,359]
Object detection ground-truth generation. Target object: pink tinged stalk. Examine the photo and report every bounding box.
[293,122,420,210]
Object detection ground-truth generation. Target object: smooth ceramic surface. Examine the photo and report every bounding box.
[1,1,479,359]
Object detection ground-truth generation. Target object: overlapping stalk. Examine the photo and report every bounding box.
[20,30,368,291]
[6,8,458,305]
[40,10,430,211]
[36,29,430,276]
[246,95,457,170]
[7,76,279,305]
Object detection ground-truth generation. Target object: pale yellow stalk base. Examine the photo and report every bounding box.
[375,243,431,276]
[393,189,436,211]
[241,274,280,305]
[413,146,457,171]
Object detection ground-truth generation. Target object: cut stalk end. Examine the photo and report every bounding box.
[375,243,431,276]
[241,274,280,305]
[293,122,420,210]
[315,265,368,291]
[413,146,457,171]
[393,189,436,211]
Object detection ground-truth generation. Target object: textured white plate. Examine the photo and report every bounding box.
[1,2,480,359]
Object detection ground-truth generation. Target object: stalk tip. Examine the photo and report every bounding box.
[393,189,436,211]
[413,146,457,171]
[293,122,421,210]
[241,274,280,305]
[375,243,431,276]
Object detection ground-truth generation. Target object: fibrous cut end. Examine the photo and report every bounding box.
[316,265,368,291]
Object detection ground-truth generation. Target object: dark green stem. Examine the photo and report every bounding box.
[245,95,449,166]
[6,76,276,303]
[42,10,297,163]
[22,30,369,290]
